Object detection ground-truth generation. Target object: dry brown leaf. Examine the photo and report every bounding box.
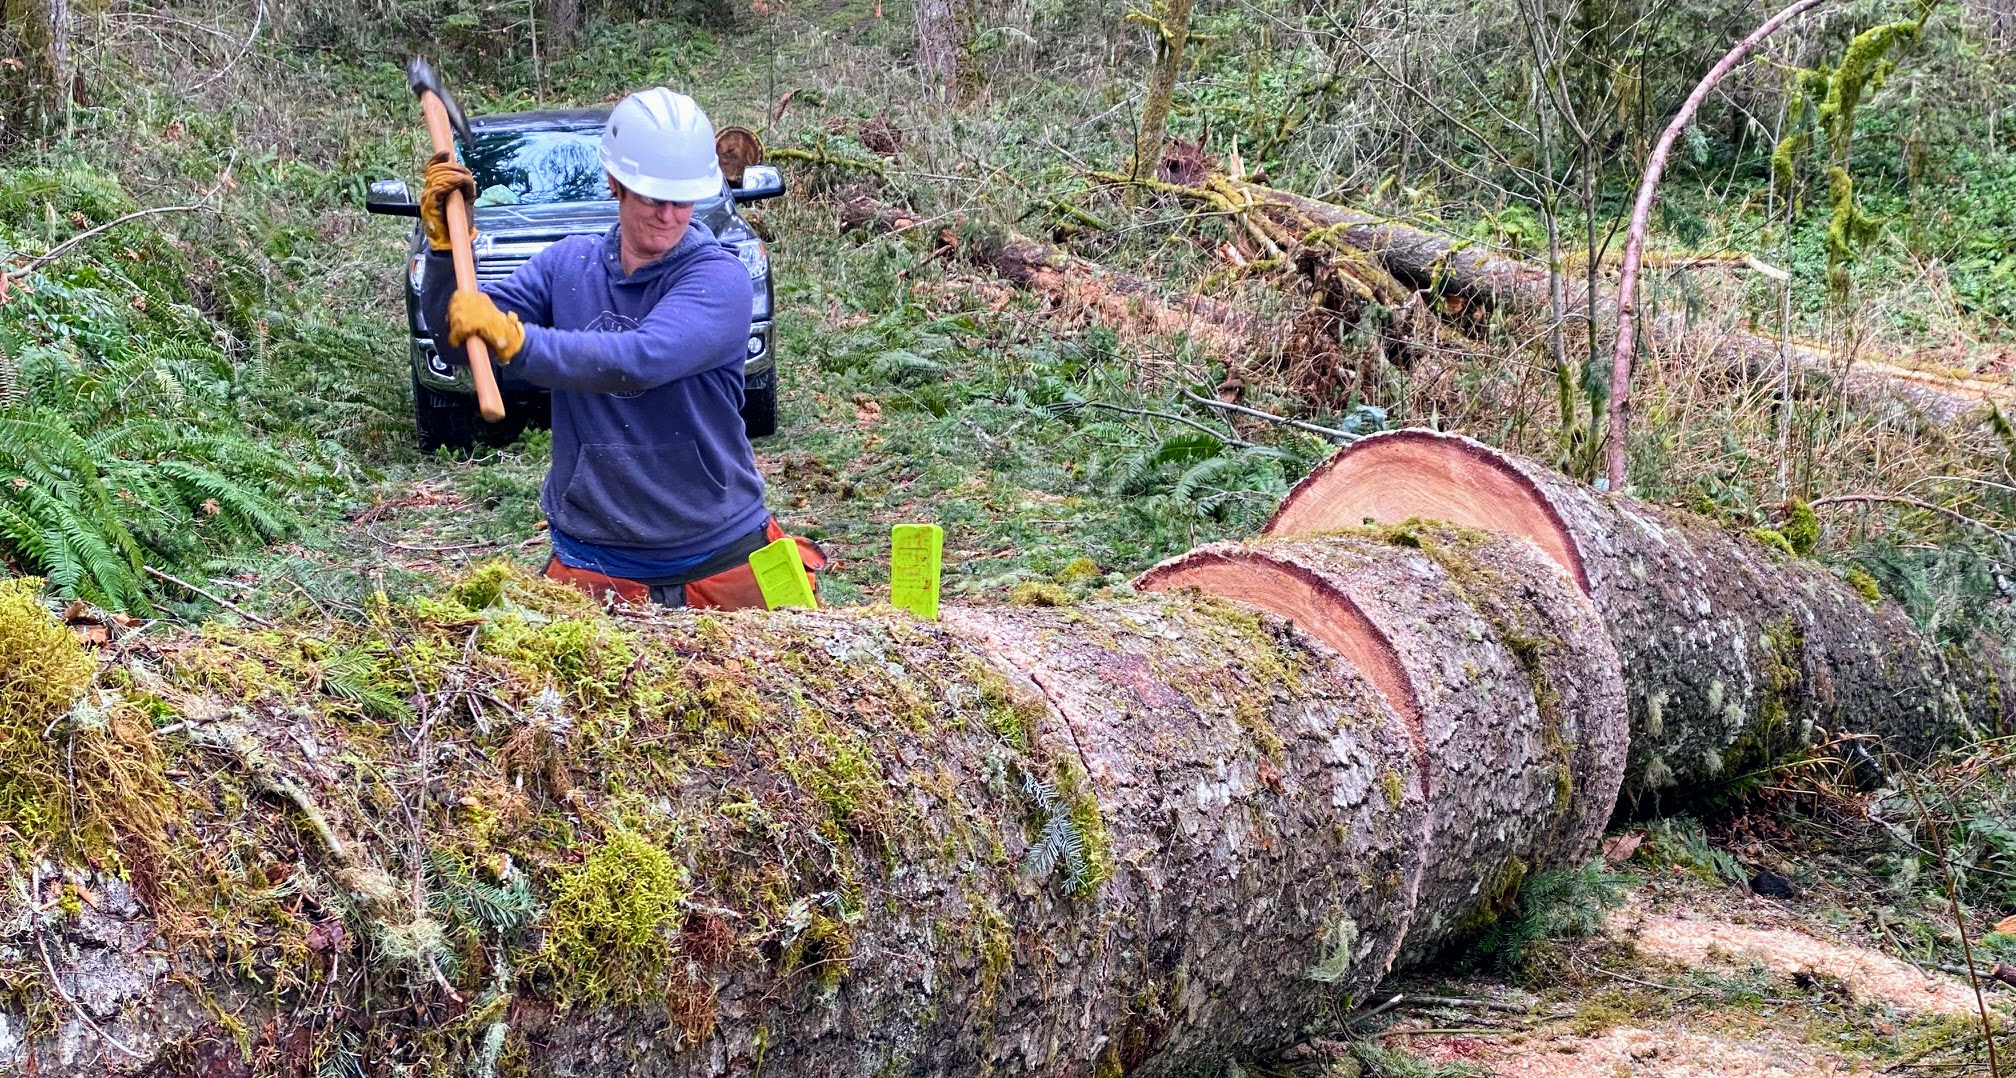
[1993,914,2016,935]
[1602,832,1645,863]
[306,918,346,953]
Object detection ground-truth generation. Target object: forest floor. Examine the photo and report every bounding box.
[1372,865,2008,1078]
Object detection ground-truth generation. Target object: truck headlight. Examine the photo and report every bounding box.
[734,239,768,279]
[409,251,427,295]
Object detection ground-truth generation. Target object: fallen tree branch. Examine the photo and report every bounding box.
[770,146,888,175]
[143,565,275,627]
[1808,493,2013,547]
[1180,388,1359,441]
[1078,399,1255,446]
[7,203,209,280]
[6,158,235,281]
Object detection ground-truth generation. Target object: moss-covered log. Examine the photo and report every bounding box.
[0,543,1612,1078]
[6,434,1976,1072]
[1265,428,2008,802]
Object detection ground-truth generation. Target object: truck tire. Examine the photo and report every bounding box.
[413,374,535,453]
[413,372,476,453]
[742,372,778,439]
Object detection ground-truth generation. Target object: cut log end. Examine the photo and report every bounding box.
[1265,429,1590,594]
[1137,550,1428,786]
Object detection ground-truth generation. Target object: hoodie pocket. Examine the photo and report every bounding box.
[557,441,730,547]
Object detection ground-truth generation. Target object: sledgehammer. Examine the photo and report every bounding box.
[408,57,505,424]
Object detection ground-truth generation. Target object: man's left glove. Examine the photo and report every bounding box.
[419,151,477,252]
[448,290,526,363]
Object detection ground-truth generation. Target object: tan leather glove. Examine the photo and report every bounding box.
[419,151,477,252]
[447,290,526,363]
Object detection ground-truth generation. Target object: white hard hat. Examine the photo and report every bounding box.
[599,88,724,203]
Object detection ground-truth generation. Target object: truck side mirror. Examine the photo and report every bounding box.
[365,178,420,217]
[732,165,785,203]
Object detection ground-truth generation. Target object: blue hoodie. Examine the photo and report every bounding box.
[423,220,766,566]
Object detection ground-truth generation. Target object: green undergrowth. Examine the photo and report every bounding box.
[0,129,407,607]
[762,276,1345,602]
[1455,860,1627,977]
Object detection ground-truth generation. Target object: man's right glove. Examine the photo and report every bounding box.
[419,151,477,252]
[448,290,526,363]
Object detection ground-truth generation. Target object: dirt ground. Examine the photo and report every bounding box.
[1376,871,2009,1077]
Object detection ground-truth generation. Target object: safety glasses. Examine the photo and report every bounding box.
[619,184,695,211]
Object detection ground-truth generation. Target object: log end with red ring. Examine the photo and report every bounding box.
[1265,428,1591,595]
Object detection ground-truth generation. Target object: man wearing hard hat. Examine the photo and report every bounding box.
[416,89,820,610]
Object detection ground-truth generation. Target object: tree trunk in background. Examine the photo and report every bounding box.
[838,194,1274,358]
[1266,428,2010,806]
[539,0,580,56]
[915,0,977,98]
[1132,0,1193,178]
[1,0,69,141]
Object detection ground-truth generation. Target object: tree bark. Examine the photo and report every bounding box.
[4,440,1994,1072]
[1266,428,2009,803]
[914,0,977,99]
[2,535,1615,1076]
[539,0,580,57]
[1138,529,1629,959]
[1,0,69,141]
[1132,0,1193,180]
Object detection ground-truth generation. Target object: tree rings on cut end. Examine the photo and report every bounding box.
[1265,428,1589,594]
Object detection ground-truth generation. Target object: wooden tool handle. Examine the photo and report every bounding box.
[420,93,506,424]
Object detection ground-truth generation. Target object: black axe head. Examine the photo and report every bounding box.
[406,57,474,149]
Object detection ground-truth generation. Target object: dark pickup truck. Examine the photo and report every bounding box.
[366,108,784,451]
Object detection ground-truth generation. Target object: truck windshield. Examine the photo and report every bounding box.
[462,127,611,207]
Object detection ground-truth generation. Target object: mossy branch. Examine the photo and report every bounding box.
[769,146,887,175]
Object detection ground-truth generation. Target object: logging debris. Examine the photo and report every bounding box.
[1132,172,2016,423]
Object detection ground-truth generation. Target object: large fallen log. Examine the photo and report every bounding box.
[1198,176,2014,423]
[837,192,1273,361]
[4,430,1997,1073]
[2,535,1615,1078]
[1136,529,1627,958]
[1263,428,2009,801]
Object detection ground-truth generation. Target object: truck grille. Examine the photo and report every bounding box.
[476,255,532,283]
